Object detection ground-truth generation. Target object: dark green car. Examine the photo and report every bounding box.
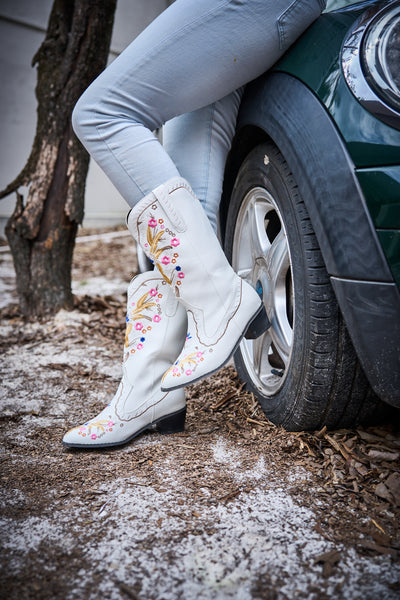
[220,0,400,430]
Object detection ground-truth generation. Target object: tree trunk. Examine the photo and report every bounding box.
[0,0,117,317]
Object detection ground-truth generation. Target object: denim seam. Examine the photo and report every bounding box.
[278,0,325,50]
[277,0,297,51]
[202,103,216,214]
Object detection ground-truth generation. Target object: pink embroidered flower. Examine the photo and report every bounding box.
[148,218,157,228]
[171,238,180,247]
[137,343,143,350]
[185,369,192,376]
[161,256,170,265]
[107,421,114,427]
[178,272,185,279]
[197,352,203,358]
[91,434,97,440]
[173,367,179,373]
[153,315,161,323]
[135,322,143,330]
[149,289,157,297]
[79,426,86,432]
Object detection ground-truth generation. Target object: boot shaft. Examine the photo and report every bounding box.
[124,271,187,379]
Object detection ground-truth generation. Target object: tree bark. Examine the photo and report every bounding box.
[0,0,117,317]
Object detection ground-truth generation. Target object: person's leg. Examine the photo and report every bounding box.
[162,89,244,235]
[72,0,325,207]
[71,0,326,393]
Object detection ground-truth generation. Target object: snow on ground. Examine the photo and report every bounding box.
[1,231,399,600]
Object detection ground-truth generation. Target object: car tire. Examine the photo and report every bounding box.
[224,141,388,431]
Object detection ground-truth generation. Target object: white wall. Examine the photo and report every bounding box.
[0,0,168,236]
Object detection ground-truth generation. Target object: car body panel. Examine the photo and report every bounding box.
[357,165,400,286]
[275,5,400,168]
[356,166,400,230]
[376,229,400,286]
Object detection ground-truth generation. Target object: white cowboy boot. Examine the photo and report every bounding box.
[127,177,269,390]
[62,271,187,448]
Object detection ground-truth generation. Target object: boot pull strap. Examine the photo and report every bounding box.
[152,180,195,233]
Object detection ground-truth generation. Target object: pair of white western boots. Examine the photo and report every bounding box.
[63,178,269,448]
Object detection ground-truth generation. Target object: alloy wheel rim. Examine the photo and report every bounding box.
[232,186,294,396]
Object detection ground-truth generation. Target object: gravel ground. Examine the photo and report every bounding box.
[0,229,399,600]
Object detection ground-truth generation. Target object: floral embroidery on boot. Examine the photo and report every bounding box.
[124,284,164,357]
[143,214,185,293]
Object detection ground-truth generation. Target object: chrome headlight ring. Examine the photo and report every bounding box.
[342,0,400,130]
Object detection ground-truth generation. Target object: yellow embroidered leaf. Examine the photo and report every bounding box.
[86,419,110,432]
[131,312,153,322]
[150,230,165,254]
[125,322,132,347]
[156,262,172,285]
[182,357,197,368]
[131,302,156,319]
[136,292,152,310]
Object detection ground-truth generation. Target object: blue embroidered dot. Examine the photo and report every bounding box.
[175,266,181,271]
[140,337,145,342]
[126,316,129,322]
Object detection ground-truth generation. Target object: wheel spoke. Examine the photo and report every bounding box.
[269,230,289,285]
[234,209,254,282]
[267,228,292,363]
[232,185,294,397]
[252,335,264,377]
[250,201,270,259]
[271,327,291,366]
[252,331,270,377]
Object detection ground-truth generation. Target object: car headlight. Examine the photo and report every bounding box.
[363,2,400,112]
[342,0,400,130]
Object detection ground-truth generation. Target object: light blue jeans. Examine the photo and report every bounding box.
[72,0,326,233]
